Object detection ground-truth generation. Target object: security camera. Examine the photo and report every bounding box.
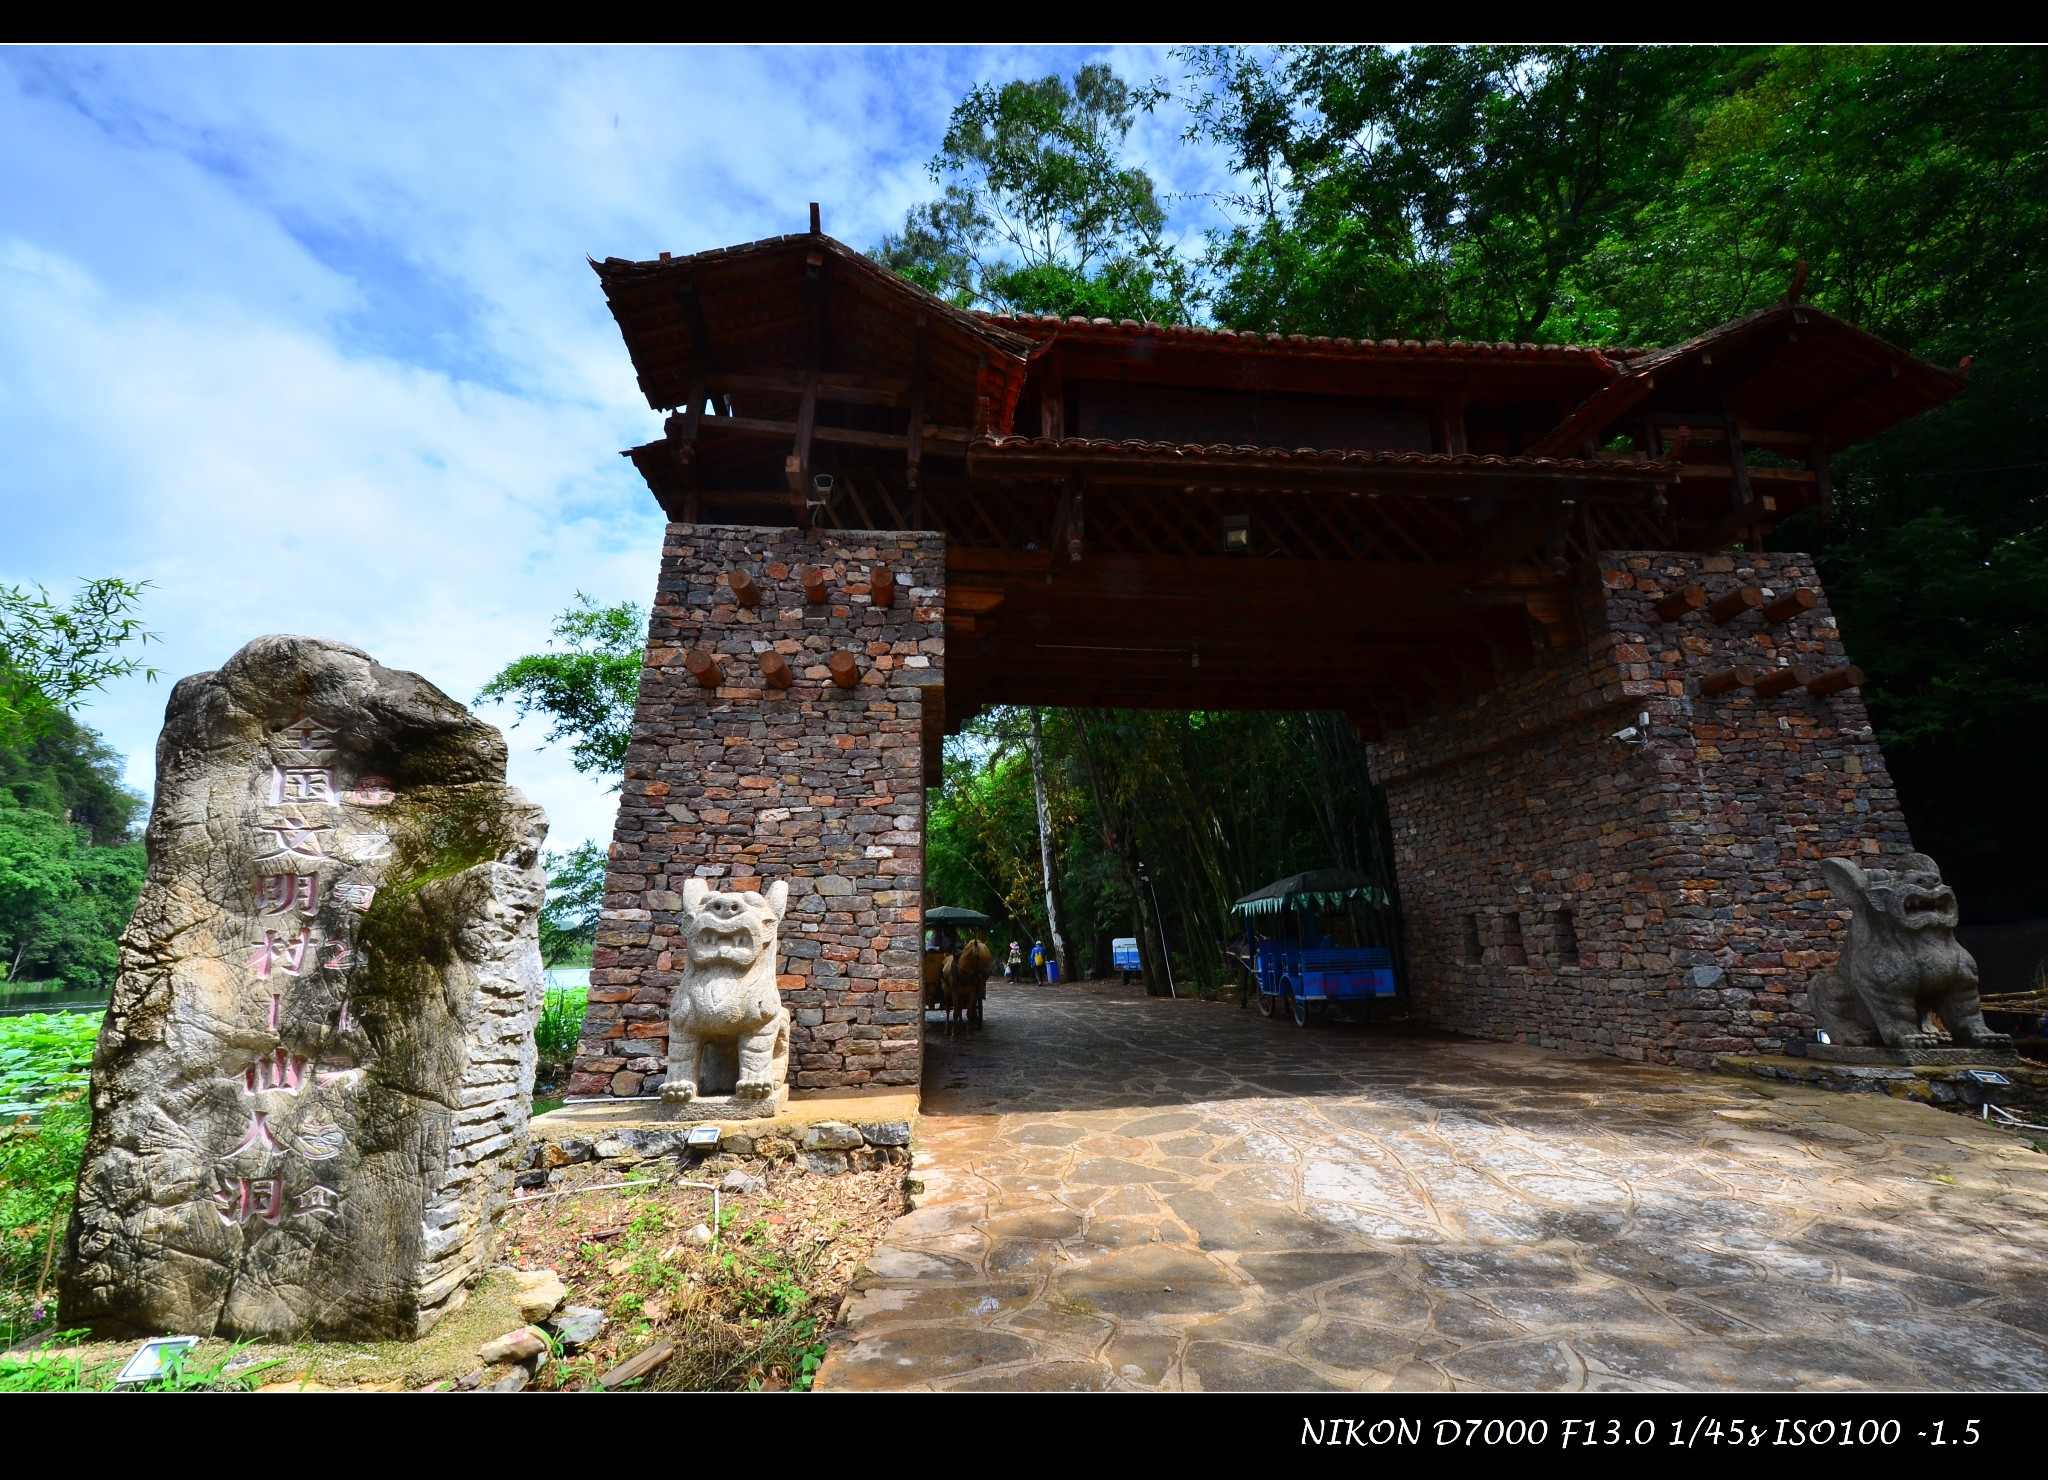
[1611,726,1640,744]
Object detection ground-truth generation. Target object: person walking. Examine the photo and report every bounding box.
[1031,939,1047,983]
[1006,939,1023,982]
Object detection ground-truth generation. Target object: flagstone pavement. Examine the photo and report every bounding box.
[815,977,2048,1392]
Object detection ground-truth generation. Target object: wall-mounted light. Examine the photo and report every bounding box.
[806,472,837,517]
[1222,514,1250,553]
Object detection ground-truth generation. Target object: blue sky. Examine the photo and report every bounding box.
[0,45,1235,853]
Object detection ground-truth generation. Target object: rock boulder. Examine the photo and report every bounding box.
[59,635,548,1339]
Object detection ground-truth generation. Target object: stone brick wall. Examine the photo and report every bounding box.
[571,526,943,1099]
[1370,551,1911,1067]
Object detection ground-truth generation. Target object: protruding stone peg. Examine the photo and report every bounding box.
[1752,665,1810,699]
[1655,585,1707,621]
[800,569,828,605]
[1804,663,1864,697]
[1762,588,1818,623]
[1699,666,1753,697]
[727,568,759,607]
[827,652,861,689]
[1707,586,1764,624]
[759,651,794,690]
[682,649,724,688]
[870,566,896,609]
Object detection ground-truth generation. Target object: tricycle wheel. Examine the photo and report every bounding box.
[1255,987,1276,1019]
[1291,990,1310,1028]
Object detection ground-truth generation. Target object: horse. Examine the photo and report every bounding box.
[945,938,993,1038]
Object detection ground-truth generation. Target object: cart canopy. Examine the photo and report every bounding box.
[1230,868,1390,919]
[924,906,993,926]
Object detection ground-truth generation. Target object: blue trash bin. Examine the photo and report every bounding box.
[1045,958,1060,983]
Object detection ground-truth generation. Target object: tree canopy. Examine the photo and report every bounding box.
[0,582,154,990]
[476,594,647,784]
[892,45,2048,925]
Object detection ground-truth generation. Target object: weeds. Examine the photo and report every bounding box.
[0,1331,283,1392]
[2,1010,100,1347]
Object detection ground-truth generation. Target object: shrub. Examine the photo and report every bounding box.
[534,986,587,1077]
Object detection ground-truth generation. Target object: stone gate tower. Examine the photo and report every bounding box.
[569,222,1969,1100]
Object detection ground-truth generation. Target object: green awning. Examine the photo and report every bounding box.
[1230,869,1389,918]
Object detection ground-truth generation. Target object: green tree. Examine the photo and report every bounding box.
[538,840,607,967]
[1186,45,1712,342]
[0,711,146,846]
[0,579,159,744]
[875,64,1194,323]
[476,594,647,783]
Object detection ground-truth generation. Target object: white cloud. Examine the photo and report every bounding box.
[0,44,1239,853]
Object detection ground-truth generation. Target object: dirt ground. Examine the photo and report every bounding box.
[15,1155,906,1392]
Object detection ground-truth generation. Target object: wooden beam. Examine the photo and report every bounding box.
[683,649,724,688]
[1752,665,1809,699]
[727,567,760,608]
[1762,588,1818,624]
[870,564,896,609]
[1654,585,1707,621]
[710,370,907,406]
[966,443,1662,498]
[1707,586,1763,624]
[759,651,794,690]
[907,314,926,518]
[828,652,861,689]
[1698,667,1753,697]
[1804,664,1864,697]
[1468,496,1557,580]
[1046,478,1076,558]
[800,568,828,605]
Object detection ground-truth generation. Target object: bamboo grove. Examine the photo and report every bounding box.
[926,708,1401,992]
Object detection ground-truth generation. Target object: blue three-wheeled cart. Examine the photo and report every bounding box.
[1231,869,1400,1027]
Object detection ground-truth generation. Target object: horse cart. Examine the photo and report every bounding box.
[923,905,993,1030]
[1231,869,1401,1027]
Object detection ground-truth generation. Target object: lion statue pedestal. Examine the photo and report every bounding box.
[1806,852,2017,1066]
[657,878,792,1122]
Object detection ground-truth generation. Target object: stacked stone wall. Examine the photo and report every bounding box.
[571,526,942,1099]
[1371,551,1911,1067]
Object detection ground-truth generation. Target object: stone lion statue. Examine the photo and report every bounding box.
[663,877,791,1104]
[1809,852,2009,1055]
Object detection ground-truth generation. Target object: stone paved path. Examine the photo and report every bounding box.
[816,978,2048,1391]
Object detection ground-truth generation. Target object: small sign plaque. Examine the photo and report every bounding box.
[114,1336,200,1385]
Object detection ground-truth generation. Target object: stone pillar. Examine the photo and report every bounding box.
[574,527,942,1100]
[60,636,548,1339]
[1370,551,1911,1067]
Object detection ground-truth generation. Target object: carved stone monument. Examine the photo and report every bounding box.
[658,878,791,1121]
[1807,852,2016,1064]
[59,636,548,1339]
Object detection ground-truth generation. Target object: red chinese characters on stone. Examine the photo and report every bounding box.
[213,1177,285,1227]
[277,714,339,753]
[225,1111,283,1158]
[255,872,319,918]
[350,777,396,806]
[271,766,338,805]
[246,926,315,980]
[244,1049,309,1095]
[255,818,332,861]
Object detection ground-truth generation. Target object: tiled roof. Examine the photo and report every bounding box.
[977,311,1649,367]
